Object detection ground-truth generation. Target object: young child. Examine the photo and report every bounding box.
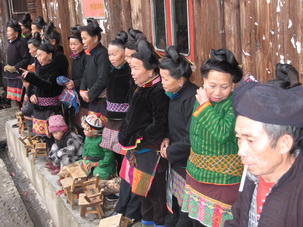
[46,115,83,175]
[78,114,116,180]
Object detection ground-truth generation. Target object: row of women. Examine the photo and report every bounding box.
[4,13,244,227]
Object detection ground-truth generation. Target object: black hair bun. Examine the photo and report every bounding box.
[44,22,55,35]
[134,39,159,70]
[71,25,81,35]
[210,49,239,67]
[33,32,41,40]
[87,18,103,33]
[128,28,146,42]
[165,46,182,64]
[33,16,46,29]
[19,13,32,29]
[116,31,128,44]
[276,63,300,88]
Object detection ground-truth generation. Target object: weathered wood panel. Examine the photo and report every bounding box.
[129,0,151,41]
[224,0,241,64]
[14,0,303,84]
[103,0,132,46]
[192,0,225,86]
[240,0,303,83]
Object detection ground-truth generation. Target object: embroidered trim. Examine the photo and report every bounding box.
[106,101,129,113]
[140,75,161,88]
[189,151,243,177]
[37,96,61,106]
[182,184,233,226]
[120,137,143,151]
[192,101,212,117]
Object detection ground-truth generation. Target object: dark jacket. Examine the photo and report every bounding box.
[4,37,30,79]
[119,78,169,151]
[71,50,87,92]
[225,151,303,227]
[166,81,198,171]
[25,61,63,110]
[106,63,132,119]
[35,50,68,77]
[80,44,110,102]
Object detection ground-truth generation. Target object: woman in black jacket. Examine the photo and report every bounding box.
[159,46,198,227]
[65,25,88,134]
[4,19,30,105]
[21,43,63,137]
[80,18,110,117]
[118,39,169,227]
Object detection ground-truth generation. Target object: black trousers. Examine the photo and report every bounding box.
[139,170,167,225]
[165,196,193,227]
[114,178,142,220]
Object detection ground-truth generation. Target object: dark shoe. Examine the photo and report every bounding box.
[12,124,18,128]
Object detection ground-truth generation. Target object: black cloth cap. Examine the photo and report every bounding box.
[234,83,303,127]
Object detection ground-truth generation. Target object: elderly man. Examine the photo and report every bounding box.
[225,80,303,227]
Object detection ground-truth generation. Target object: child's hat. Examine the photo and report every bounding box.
[48,115,68,133]
[81,114,106,135]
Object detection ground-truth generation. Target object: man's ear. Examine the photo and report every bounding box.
[278,134,294,155]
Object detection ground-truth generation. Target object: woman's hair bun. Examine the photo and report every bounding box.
[210,48,239,67]
[71,25,81,35]
[165,46,182,64]
[128,28,146,42]
[19,13,32,29]
[44,22,55,35]
[33,16,46,29]
[33,32,41,40]
[87,18,103,33]
[116,31,128,44]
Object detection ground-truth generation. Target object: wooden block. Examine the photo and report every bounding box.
[99,214,122,227]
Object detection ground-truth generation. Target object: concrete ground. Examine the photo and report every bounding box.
[0,104,54,227]
[0,158,34,227]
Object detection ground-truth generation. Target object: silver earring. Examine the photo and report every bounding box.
[149,74,153,78]
[94,40,98,44]
[179,84,183,88]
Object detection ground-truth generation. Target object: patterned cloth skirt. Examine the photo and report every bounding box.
[100,120,125,154]
[6,78,23,102]
[181,174,239,227]
[166,166,187,213]
[32,108,59,137]
[120,149,161,197]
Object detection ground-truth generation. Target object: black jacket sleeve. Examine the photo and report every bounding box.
[87,51,110,101]
[166,97,196,165]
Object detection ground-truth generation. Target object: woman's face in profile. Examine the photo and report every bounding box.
[37,49,52,66]
[160,68,183,93]
[131,58,151,86]
[203,70,233,103]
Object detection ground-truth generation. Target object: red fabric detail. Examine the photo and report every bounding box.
[256,176,275,216]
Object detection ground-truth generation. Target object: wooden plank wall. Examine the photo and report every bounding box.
[23,0,303,84]
[239,0,303,82]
